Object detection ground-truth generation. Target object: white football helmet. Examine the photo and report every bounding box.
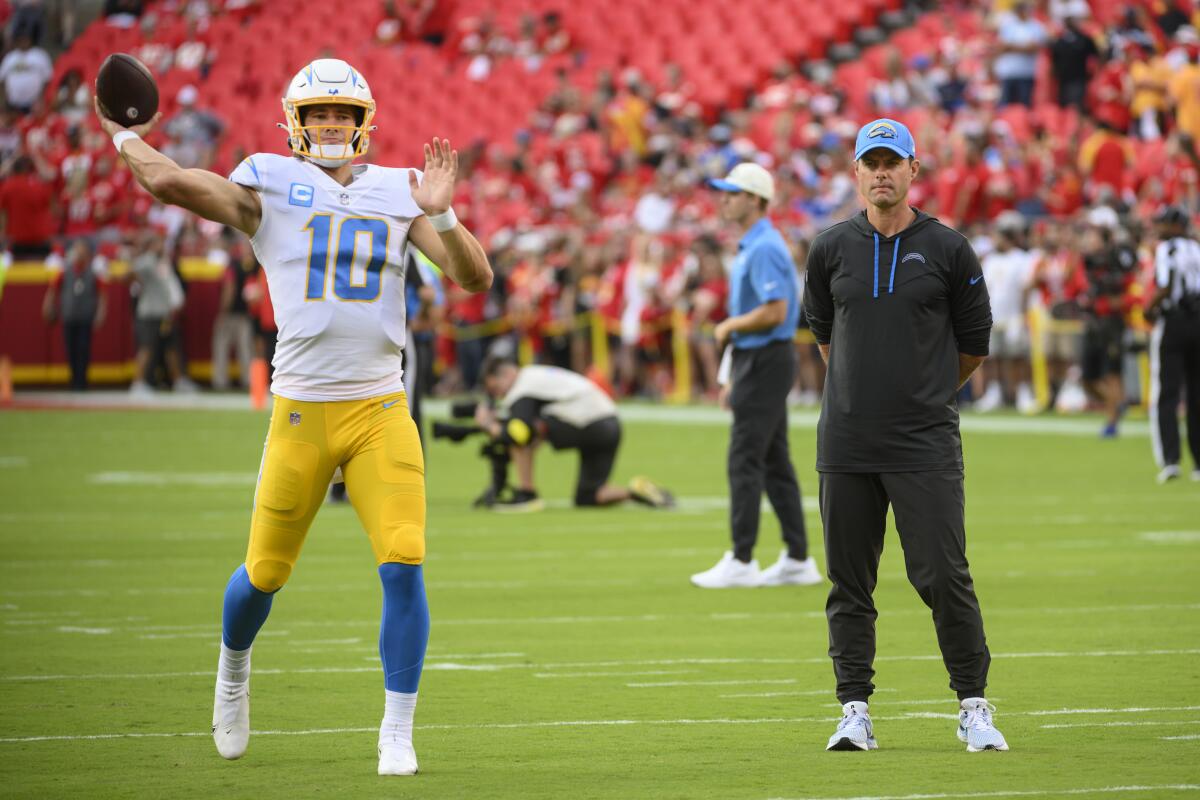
[281,58,376,167]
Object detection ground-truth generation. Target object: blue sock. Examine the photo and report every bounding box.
[222,564,275,650]
[378,563,430,693]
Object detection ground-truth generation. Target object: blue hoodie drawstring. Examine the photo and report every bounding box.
[872,233,880,298]
[873,233,902,298]
[888,235,901,294]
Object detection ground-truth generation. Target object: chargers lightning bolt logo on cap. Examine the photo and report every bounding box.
[867,122,898,139]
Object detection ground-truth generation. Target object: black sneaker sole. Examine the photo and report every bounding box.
[826,736,873,751]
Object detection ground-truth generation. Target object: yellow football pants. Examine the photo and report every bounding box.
[245,391,425,592]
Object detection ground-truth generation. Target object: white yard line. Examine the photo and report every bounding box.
[767,785,1200,800]
[534,670,697,678]
[628,678,799,688]
[87,471,256,486]
[1040,720,1200,730]
[5,712,1200,750]
[1139,532,1200,544]
[7,602,1194,636]
[1161,734,1200,741]
[722,689,900,699]
[12,392,1152,436]
[7,650,1200,683]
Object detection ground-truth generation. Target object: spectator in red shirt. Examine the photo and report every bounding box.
[0,153,56,258]
[1079,121,1135,201]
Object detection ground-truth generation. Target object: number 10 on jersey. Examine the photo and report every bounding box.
[304,214,390,302]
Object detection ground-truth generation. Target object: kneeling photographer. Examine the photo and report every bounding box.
[468,355,675,512]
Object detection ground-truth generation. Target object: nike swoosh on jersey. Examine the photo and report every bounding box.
[382,399,400,409]
[969,275,984,285]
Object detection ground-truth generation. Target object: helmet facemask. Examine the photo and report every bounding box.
[283,99,375,167]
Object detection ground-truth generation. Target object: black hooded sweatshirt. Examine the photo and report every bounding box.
[803,209,992,473]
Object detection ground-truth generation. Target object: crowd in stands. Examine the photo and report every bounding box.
[1,0,1198,415]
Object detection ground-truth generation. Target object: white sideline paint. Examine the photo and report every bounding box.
[767,785,1200,800]
[424,652,526,660]
[534,670,697,678]
[1041,720,1200,730]
[6,712,1200,747]
[16,390,1151,436]
[1162,734,1200,741]
[424,663,505,672]
[628,678,799,688]
[542,496,822,513]
[7,650,1200,683]
[722,688,900,699]
[88,471,257,486]
[8,601,1193,635]
[1139,531,1200,544]
[1022,705,1200,717]
[612,403,1152,437]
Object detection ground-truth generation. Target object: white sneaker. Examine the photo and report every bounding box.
[759,551,824,586]
[826,701,878,751]
[378,740,419,776]
[1016,383,1039,415]
[129,380,153,397]
[957,698,1009,752]
[690,551,762,588]
[211,678,250,759]
[974,383,1002,413]
[1158,465,1181,484]
[1055,379,1088,413]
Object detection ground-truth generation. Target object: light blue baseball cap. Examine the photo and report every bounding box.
[854,118,917,161]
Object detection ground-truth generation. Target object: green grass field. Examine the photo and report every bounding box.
[1,404,1198,800]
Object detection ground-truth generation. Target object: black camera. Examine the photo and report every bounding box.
[432,398,511,507]
[431,400,484,442]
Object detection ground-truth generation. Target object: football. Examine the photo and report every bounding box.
[95,53,159,127]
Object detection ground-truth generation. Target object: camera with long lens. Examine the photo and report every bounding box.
[432,399,511,508]
[430,400,485,442]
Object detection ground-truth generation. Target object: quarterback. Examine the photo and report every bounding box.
[96,58,492,775]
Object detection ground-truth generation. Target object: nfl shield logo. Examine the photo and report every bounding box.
[289,412,302,426]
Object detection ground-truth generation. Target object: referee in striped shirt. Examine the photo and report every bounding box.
[1146,206,1200,483]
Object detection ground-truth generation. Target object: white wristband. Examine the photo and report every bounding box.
[113,131,140,154]
[427,207,457,233]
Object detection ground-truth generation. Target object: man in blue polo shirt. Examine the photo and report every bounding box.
[690,162,821,589]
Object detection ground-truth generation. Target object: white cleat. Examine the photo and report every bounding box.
[212,678,250,759]
[759,551,824,587]
[690,551,762,588]
[1192,470,1200,482]
[826,701,878,751]
[958,698,1009,752]
[378,741,419,776]
[1158,465,1181,484]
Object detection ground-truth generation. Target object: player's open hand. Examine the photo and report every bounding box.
[93,96,161,139]
[409,138,457,217]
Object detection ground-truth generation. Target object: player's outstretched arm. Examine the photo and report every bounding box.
[95,98,261,237]
[406,138,493,293]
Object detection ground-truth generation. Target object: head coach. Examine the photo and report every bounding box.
[690,162,820,590]
[802,119,1008,752]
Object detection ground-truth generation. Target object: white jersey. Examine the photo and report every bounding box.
[500,365,617,429]
[981,247,1036,324]
[229,153,423,401]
